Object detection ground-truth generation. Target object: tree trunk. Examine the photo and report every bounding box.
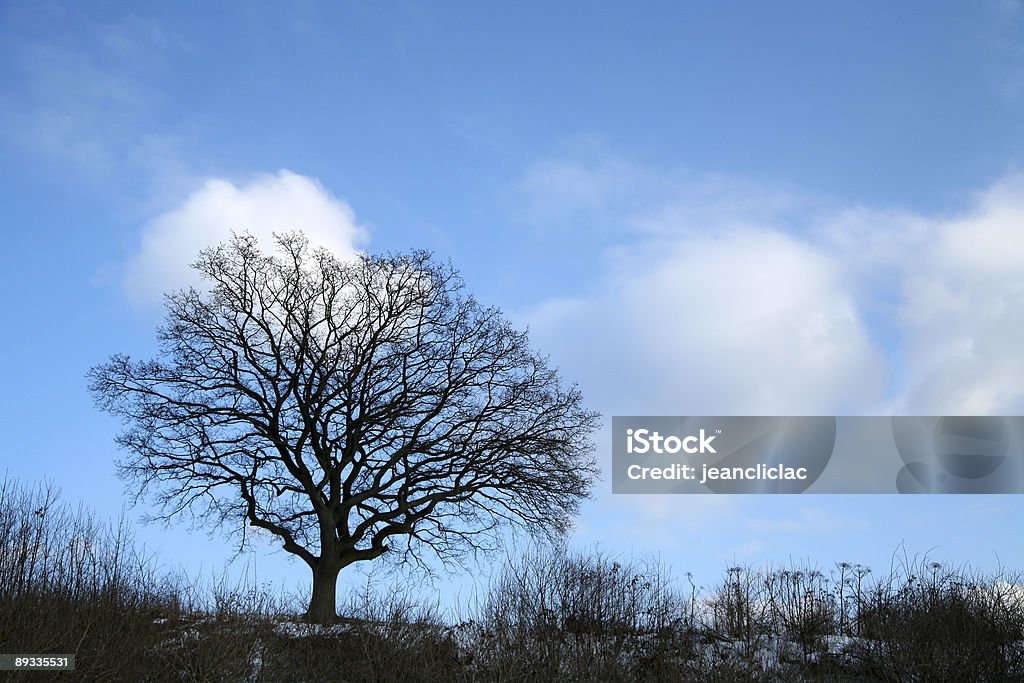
[306,558,341,624]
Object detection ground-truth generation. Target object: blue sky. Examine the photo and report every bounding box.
[3,1,1024,602]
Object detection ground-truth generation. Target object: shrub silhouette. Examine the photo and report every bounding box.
[3,475,1024,682]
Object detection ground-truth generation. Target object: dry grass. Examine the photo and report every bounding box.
[2,476,1023,682]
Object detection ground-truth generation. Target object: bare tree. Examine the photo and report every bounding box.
[89,232,599,623]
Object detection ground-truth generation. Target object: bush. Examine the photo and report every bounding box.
[470,545,699,681]
[849,559,1024,681]
[3,475,1024,682]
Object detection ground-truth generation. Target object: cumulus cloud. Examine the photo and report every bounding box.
[809,177,1024,414]
[521,158,1024,417]
[529,230,885,416]
[521,163,887,416]
[890,177,1024,413]
[122,170,366,306]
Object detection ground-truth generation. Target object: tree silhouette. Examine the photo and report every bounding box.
[89,232,599,623]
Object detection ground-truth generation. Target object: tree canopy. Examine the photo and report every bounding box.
[89,232,600,622]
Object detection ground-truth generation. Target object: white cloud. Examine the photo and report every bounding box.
[527,218,886,417]
[520,157,1024,417]
[807,176,1024,414]
[122,170,367,306]
[891,177,1024,414]
[936,177,1024,274]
